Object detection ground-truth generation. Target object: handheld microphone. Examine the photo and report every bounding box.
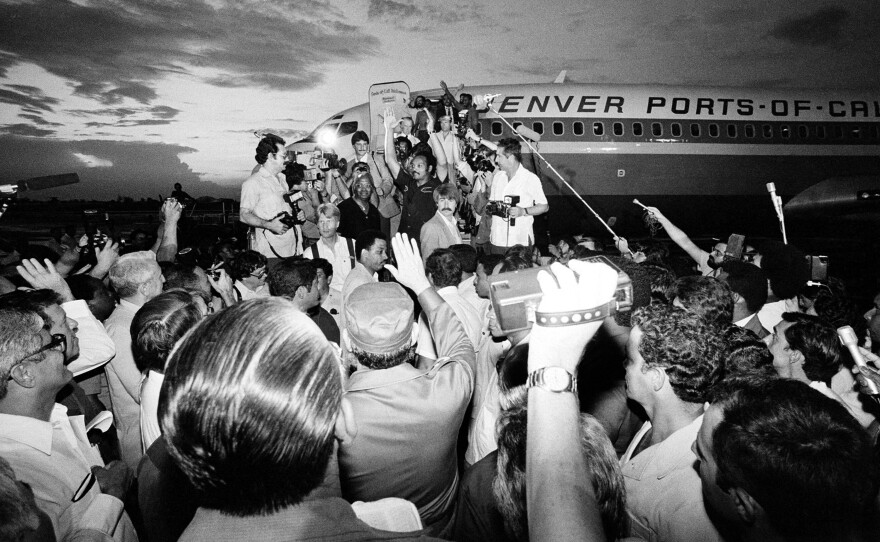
[474,94,501,108]
[766,182,783,217]
[837,326,880,395]
[515,125,542,142]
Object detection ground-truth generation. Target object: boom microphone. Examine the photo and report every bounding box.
[515,125,542,142]
[473,94,501,108]
[838,325,880,395]
[766,182,783,217]
[0,173,80,195]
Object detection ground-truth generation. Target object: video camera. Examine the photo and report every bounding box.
[485,195,520,225]
[489,255,633,333]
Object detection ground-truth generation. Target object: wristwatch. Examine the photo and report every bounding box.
[527,367,577,393]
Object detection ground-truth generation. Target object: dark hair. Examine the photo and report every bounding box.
[255,134,285,165]
[67,274,109,302]
[231,250,268,282]
[641,263,677,305]
[131,290,203,374]
[631,304,726,403]
[0,289,61,331]
[410,149,437,173]
[721,325,776,380]
[719,260,767,314]
[449,244,477,274]
[478,253,504,275]
[350,130,369,146]
[163,263,210,303]
[711,379,878,541]
[432,183,461,207]
[160,298,341,516]
[353,344,416,371]
[504,245,537,265]
[672,275,734,327]
[310,257,334,280]
[394,136,412,156]
[426,249,462,289]
[499,254,532,273]
[758,240,808,299]
[354,230,387,262]
[497,137,522,163]
[780,312,840,384]
[267,258,317,298]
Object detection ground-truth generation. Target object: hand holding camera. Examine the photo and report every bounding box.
[267,214,291,235]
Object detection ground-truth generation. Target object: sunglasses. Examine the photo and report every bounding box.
[7,334,66,380]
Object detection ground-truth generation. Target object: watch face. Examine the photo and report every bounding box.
[544,367,571,392]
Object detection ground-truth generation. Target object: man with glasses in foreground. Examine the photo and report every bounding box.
[0,306,136,541]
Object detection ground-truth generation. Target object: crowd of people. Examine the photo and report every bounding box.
[1,81,880,542]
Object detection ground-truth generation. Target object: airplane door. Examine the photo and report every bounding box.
[368,81,411,153]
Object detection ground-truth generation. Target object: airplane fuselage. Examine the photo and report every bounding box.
[294,82,880,236]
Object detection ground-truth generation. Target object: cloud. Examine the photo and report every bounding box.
[0,135,241,200]
[770,7,849,46]
[149,105,180,119]
[18,114,63,127]
[0,0,380,106]
[0,124,55,137]
[0,87,59,112]
[367,0,484,30]
[73,153,114,168]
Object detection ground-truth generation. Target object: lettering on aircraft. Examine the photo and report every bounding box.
[496,95,880,118]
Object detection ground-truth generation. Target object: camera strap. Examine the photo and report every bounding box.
[534,300,616,327]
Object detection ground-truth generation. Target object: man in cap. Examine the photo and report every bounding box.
[338,233,476,539]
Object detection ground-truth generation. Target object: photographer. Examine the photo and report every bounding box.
[240,134,304,264]
[486,137,548,255]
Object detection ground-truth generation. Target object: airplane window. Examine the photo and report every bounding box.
[337,121,358,137]
[513,121,522,130]
[727,124,737,138]
[593,122,604,136]
[573,122,584,136]
[762,124,773,138]
[816,125,825,139]
[708,124,719,138]
[744,124,755,138]
[798,125,809,139]
[532,122,544,135]
[832,125,843,139]
[553,121,564,136]
[690,123,700,137]
[632,122,643,136]
[651,122,662,137]
[671,123,682,137]
[613,122,624,136]
[872,126,880,139]
[492,121,503,136]
[780,125,790,139]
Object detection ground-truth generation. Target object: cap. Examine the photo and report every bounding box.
[345,282,414,354]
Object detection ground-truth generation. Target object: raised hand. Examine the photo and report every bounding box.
[383,233,431,295]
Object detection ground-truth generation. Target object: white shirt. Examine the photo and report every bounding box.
[104,299,144,470]
[64,299,116,377]
[240,166,303,258]
[0,404,137,541]
[757,297,799,331]
[233,280,270,301]
[489,165,547,247]
[140,370,164,453]
[304,235,355,292]
[416,286,483,361]
[458,275,489,316]
[465,333,510,465]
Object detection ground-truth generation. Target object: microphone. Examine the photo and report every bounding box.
[0,173,80,195]
[473,94,501,108]
[766,182,783,217]
[838,325,880,395]
[515,125,542,142]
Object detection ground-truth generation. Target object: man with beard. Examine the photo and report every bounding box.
[643,205,727,276]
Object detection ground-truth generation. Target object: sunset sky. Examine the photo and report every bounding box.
[1,0,878,200]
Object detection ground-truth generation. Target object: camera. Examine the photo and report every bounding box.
[489,255,633,333]
[723,233,745,261]
[806,255,828,282]
[277,190,305,227]
[92,232,108,249]
[485,195,520,225]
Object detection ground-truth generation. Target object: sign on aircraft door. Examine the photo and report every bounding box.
[369,81,410,153]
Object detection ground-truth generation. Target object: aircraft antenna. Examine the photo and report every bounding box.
[484,102,632,254]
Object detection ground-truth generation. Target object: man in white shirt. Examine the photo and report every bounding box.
[0,307,136,542]
[488,138,548,254]
[240,134,303,263]
[105,251,165,469]
[304,203,355,318]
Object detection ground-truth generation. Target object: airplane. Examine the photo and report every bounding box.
[290,73,880,237]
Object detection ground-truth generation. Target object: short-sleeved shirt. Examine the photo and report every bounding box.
[240,167,302,258]
[489,165,547,247]
[395,171,440,241]
[305,235,355,292]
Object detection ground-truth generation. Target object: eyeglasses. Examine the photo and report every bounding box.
[7,334,66,380]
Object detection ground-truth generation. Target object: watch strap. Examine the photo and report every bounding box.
[527,367,577,393]
[535,300,615,327]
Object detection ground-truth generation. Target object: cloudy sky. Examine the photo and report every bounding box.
[1,0,878,200]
